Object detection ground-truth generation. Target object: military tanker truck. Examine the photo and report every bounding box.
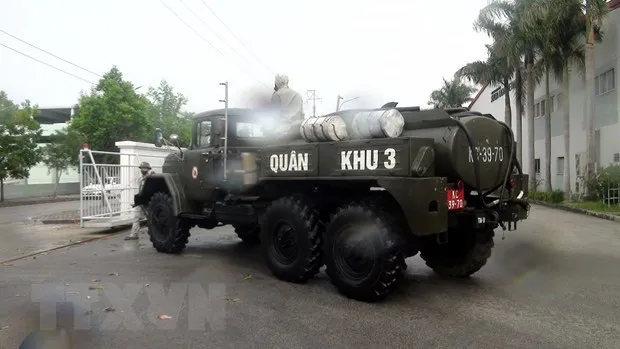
[134,105,530,302]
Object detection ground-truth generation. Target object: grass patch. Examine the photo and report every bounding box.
[564,201,620,214]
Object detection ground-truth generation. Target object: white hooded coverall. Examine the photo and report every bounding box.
[270,74,305,122]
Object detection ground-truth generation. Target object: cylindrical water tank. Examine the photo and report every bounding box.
[405,114,512,191]
[300,117,321,142]
[351,109,405,139]
[300,115,349,142]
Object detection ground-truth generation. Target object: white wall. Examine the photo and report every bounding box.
[115,141,177,214]
[470,9,620,195]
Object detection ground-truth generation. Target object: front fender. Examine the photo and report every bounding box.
[134,173,191,216]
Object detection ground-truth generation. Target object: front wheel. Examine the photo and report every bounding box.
[323,203,405,302]
[147,192,192,254]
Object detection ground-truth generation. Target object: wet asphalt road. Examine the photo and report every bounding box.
[0,204,619,348]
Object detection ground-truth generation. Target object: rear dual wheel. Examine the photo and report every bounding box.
[323,203,406,302]
[420,227,494,277]
[260,197,323,283]
[260,197,406,302]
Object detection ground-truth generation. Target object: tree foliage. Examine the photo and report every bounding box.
[147,80,192,147]
[67,67,154,157]
[41,129,85,197]
[428,77,477,109]
[0,91,42,201]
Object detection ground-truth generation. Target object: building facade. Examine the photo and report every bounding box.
[469,2,620,195]
[12,106,79,185]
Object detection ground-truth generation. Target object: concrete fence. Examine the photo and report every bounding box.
[2,182,80,200]
[1,141,173,203]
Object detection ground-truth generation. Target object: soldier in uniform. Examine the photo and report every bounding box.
[125,162,155,240]
[271,74,305,123]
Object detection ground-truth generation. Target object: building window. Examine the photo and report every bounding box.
[575,154,581,176]
[557,157,565,175]
[595,68,615,96]
[549,96,554,113]
[534,159,541,174]
[614,153,620,163]
[534,100,550,118]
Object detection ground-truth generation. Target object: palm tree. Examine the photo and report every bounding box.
[428,77,477,108]
[473,0,535,188]
[521,1,558,192]
[524,0,603,197]
[552,2,587,199]
[583,0,609,198]
[456,43,514,129]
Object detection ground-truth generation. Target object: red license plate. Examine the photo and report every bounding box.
[447,187,465,210]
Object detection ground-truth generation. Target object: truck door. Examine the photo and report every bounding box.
[183,118,218,201]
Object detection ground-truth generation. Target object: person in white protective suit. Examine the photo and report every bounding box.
[125,162,155,240]
[270,74,305,124]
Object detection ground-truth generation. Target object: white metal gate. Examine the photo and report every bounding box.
[79,147,168,228]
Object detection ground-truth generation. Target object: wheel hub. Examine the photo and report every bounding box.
[272,222,299,264]
[334,225,376,279]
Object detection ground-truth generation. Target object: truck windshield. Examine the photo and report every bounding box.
[237,122,264,138]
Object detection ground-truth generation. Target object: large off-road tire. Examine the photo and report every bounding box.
[323,203,406,302]
[147,192,191,254]
[234,224,261,245]
[419,228,494,277]
[260,197,323,283]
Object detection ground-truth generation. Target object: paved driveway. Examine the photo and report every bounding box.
[0,200,121,262]
[0,205,619,348]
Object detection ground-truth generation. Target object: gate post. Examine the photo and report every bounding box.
[116,142,138,215]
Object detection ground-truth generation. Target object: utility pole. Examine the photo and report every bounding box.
[219,81,229,181]
[336,95,343,111]
[336,95,360,111]
[305,89,322,117]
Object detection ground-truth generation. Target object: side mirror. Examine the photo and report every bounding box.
[154,128,163,148]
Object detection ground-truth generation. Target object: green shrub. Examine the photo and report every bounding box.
[549,189,564,203]
[529,189,564,203]
[529,190,548,201]
[587,164,620,201]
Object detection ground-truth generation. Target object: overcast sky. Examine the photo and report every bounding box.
[0,0,493,116]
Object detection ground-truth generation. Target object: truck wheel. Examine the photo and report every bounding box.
[234,225,261,245]
[147,192,191,254]
[419,228,494,277]
[260,197,323,283]
[323,203,405,302]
